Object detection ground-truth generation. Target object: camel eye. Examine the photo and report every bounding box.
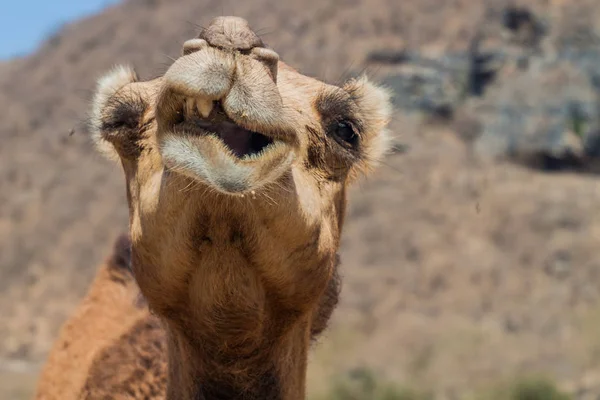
[333,121,358,146]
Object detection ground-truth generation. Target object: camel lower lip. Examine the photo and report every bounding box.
[160,132,295,195]
[173,119,274,158]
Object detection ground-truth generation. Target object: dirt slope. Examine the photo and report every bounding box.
[0,0,490,363]
[2,0,600,399]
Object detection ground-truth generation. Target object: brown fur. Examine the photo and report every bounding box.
[34,235,154,399]
[79,316,167,399]
[36,16,391,400]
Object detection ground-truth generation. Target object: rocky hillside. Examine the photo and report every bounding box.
[2,0,600,398]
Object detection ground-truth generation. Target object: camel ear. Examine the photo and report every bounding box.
[342,75,394,180]
[89,65,138,161]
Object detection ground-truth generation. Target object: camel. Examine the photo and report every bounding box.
[34,16,392,400]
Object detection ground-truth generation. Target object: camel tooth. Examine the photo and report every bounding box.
[196,98,213,119]
[184,98,195,118]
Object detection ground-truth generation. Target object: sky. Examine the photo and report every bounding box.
[0,0,122,59]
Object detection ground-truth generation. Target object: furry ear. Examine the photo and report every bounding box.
[342,75,394,180]
[90,65,138,161]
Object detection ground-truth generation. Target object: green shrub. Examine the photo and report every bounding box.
[320,367,432,400]
[477,377,572,400]
[316,370,570,400]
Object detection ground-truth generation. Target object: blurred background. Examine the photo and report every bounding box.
[1,0,600,399]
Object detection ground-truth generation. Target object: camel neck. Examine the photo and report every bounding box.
[164,316,310,400]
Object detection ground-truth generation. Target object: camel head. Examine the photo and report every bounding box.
[89,17,392,389]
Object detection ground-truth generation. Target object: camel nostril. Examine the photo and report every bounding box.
[251,47,279,83]
[182,39,208,56]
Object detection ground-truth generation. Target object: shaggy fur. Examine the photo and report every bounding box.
[34,235,155,399]
[36,16,391,400]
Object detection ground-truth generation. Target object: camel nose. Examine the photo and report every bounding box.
[159,16,284,130]
[200,16,263,51]
[181,16,279,83]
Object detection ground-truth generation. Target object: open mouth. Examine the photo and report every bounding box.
[172,99,275,159]
[159,96,295,194]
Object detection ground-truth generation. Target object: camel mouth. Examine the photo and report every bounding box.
[171,98,278,159]
[173,120,275,159]
[160,97,294,195]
